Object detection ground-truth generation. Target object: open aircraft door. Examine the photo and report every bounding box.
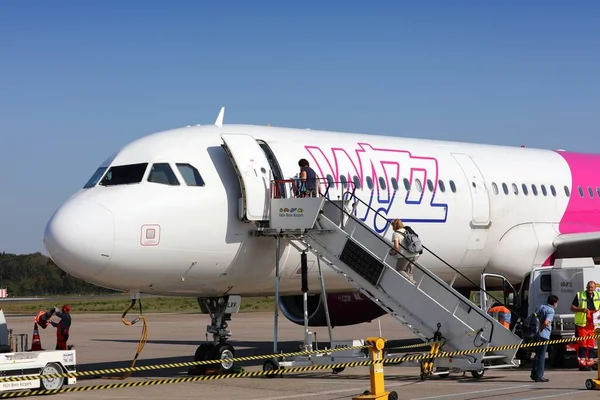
[221,133,273,222]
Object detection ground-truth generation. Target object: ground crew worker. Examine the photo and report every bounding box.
[49,305,72,350]
[487,302,511,329]
[570,281,600,371]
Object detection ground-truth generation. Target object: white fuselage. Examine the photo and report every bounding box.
[43,123,599,298]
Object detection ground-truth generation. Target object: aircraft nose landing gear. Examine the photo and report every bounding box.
[189,296,240,375]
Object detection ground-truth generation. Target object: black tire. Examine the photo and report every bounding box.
[586,379,596,390]
[192,343,213,375]
[210,343,235,373]
[388,391,399,400]
[470,369,485,379]
[263,358,280,379]
[40,362,65,391]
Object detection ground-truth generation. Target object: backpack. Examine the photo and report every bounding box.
[522,309,542,340]
[402,226,423,254]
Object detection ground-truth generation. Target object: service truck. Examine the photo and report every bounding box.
[0,308,77,394]
[478,257,600,368]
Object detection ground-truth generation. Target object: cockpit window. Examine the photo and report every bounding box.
[148,163,180,186]
[83,167,107,188]
[99,163,148,186]
[176,163,205,186]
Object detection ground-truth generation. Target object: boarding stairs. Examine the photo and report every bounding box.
[257,186,523,373]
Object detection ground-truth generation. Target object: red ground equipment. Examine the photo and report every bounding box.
[34,308,55,329]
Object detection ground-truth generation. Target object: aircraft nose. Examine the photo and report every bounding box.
[43,198,114,279]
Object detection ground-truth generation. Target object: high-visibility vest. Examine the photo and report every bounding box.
[574,291,600,327]
[488,305,511,329]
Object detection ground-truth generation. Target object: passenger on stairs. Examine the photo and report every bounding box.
[389,218,419,284]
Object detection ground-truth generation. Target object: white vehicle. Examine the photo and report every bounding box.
[0,309,76,393]
[517,258,600,367]
[43,108,600,370]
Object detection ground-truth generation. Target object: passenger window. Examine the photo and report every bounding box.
[511,183,518,195]
[492,182,498,195]
[378,176,387,190]
[521,184,529,195]
[550,185,556,196]
[100,163,148,186]
[564,185,570,197]
[589,186,594,198]
[578,186,584,197]
[403,178,411,191]
[366,176,374,190]
[597,187,600,198]
[391,177,399,191]
[427,179,434,192]
[353,176,361,189]
[83,167,107,188]
[531,184,538,196]
[541,185,547,196]
[415,179,423,192]
[148,163,180,186]
[502,183,509,195]
[449,180,456,193]
[326,174,334,188]
[176,163,205,186]
[438,180,446,192]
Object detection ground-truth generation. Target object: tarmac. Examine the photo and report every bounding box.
[4,311,600,399]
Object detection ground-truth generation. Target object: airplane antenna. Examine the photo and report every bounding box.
[215,106,225,128]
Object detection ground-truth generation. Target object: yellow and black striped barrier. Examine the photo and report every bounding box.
[1,334,600,398]
[4,363,365,398]
[1,334,597,384]
[0,340,437,384]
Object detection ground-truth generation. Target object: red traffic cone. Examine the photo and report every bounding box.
[31,323,43,351]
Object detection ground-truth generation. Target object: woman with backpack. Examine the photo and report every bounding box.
[389,218,421,284]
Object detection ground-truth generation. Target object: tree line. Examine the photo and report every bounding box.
[0,252,117,296]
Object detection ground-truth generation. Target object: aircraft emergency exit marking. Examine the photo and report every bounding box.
[306,142,448,232]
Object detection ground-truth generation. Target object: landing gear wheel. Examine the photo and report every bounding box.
[388,391,399,400]
[585,378,596,390]
[263,358,280,378]
[40,362,65,391]
[210,343,236,373]
[470,368,485,379]
[191,343,212,375]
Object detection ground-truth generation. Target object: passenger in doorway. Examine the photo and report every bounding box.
[530,295,558,383]
[297,159,320,198]
[570,280,600,371]
[487,302,511,329]
[389,219,419,284]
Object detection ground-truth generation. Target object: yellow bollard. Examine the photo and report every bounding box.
[585,328,600,390]
[353,337,398,400]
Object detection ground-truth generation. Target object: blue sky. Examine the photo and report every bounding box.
[0,1,598,254]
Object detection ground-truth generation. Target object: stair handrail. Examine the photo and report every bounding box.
[270,177,525,325]
[316,179,525,326]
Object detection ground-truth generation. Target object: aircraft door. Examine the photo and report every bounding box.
[452,153,491,228]
[221,134,273,221]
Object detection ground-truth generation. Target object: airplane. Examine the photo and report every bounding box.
[43,107,600,369]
